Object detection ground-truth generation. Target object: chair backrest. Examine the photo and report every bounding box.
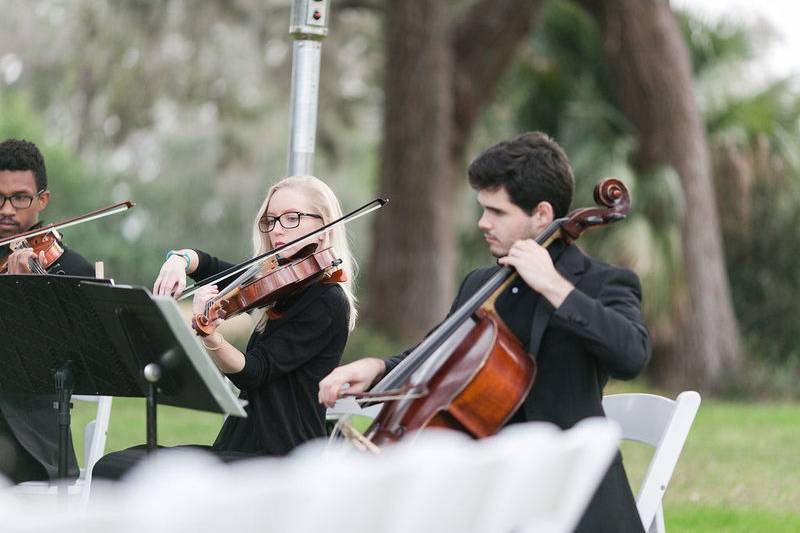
[602,391,700,533]
[71,396,112,490]
[3,419,621,533]
[480,418,621,533]
[10,394,112,507]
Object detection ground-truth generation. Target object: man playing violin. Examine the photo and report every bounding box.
[0,138,94,275]
[0,138,94,483]
[319,132,651,533]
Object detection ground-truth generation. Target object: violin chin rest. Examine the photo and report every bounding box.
[325,268,347,283]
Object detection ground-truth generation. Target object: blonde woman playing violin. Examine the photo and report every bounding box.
[93,176,357,479]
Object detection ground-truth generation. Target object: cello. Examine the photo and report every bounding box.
[353,178,630,446]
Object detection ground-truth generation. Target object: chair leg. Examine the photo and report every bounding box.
[648,505,666,533]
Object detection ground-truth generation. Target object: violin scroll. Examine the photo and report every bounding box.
[192,305,227,337]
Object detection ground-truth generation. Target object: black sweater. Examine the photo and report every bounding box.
[191,250,349,456]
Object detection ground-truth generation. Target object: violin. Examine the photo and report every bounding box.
[0,201,134,275]
[179,197,387,302]
[0,231,64,274]
[353,178,630,446]
[192,244,346,336]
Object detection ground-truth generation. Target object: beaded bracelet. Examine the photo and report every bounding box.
[165,250,191,273]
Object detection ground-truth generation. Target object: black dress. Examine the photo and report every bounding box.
[0,238,95,483]
[211,282,350,455]
[92,250,350,479]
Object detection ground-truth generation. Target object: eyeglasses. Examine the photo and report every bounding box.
[259,211,323,233]
[0,190,45,210]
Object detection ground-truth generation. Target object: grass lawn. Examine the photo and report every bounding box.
[72,397,222,455]
[605,381,800,532]
[69,382,800,532]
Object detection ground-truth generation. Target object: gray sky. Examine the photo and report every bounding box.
[672,0,800,79]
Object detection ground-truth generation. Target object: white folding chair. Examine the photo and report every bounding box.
[13,395,113,507]
[602,391,701,533]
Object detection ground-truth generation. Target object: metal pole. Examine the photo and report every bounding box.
[53,365,73,501]
[143,363,161,453]
[287,0,330,176]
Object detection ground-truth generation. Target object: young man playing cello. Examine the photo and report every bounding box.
[0,138,94,483]
[319,132,651,532]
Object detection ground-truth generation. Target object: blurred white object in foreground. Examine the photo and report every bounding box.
[0,418,619,533]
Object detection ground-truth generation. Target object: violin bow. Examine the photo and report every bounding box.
[0,201,135,247]
[179,197,388,300]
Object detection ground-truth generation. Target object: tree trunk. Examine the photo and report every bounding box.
[364,0,454,339]
[364,0,545,341]
[578,0,743,391]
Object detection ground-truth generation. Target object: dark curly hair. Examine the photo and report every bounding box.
[467,132,574,218]
[0,138,48,191]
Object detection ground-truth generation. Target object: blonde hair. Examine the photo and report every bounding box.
[250,176,358,332]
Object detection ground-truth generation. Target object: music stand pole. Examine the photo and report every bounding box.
[54,365,73,499]
[143,363,161,453]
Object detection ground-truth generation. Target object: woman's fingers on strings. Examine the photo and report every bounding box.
[174,278,186,299]
[153,275,164,295]
[170,280,182,299]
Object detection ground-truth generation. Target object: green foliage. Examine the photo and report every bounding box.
[703,72,800,374]
[676,10,758,78]
[1,91,122,272]
[2,0,383,287]
[480,0,800,395]
[513,0,617,142]
[724,178,800,368]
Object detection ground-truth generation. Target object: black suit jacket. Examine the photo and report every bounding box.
[0,245,94,481]
[386,244,650,532]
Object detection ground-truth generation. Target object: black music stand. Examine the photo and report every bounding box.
[0,275,245,494]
